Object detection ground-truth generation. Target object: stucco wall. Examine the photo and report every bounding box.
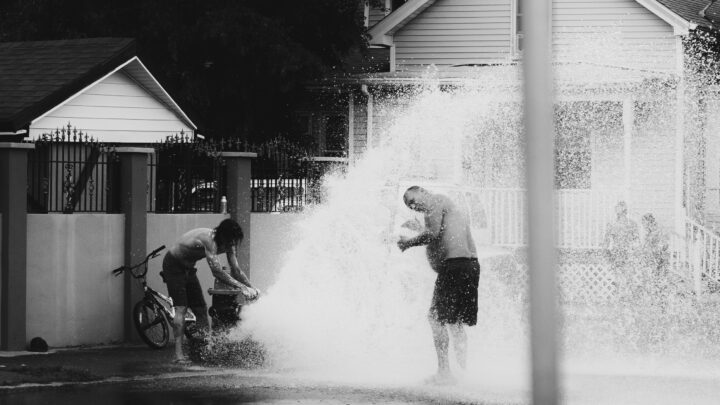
[249,213,308,293]
[26,214,124,347]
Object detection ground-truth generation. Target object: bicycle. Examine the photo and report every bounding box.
[111,245,197,349]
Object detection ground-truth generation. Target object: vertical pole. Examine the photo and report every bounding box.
[221,152,256,278]
[117,147,153,342]
[0,142,34,350]
[349,93,355,164]
[522,0,559,404]
[675,36,687,239]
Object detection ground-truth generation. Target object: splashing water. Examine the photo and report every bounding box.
[232,83,529,390]
[222,35,720,403]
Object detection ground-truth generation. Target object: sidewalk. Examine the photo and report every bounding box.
[0,344,210,389]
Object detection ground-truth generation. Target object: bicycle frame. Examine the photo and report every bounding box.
[112,246,196,323]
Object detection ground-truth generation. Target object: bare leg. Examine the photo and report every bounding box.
[448,323,467,370]
[191,305,210,332]
[173,306,188,362]
[428,314,451,376]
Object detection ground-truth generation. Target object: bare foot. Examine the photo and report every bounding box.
[424,371,457,385]
[172,357,192,366]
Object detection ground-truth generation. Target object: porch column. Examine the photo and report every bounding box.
[348,93,355,165]
[675,36,687,237]
[117,147,153,342]
[221,152,256,278]
[622,98,634,204]
[0,142,34,350]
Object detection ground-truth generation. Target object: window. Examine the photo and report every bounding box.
[391,0,407,11]
[554,103,592,189]
[322,115,348,157]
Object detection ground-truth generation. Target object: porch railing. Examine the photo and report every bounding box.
[472,188,624,248]
[669,218,720,293]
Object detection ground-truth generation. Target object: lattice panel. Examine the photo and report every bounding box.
[558,262,616,302]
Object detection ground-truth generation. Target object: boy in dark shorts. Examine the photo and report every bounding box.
[398,186,479,384]
[162,218,259,364]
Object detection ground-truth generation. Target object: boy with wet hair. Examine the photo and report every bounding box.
[161,218,259,364]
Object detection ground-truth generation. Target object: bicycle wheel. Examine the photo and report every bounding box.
[133,299,170,349]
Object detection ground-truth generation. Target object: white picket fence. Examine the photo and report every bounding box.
[469,188,624,248]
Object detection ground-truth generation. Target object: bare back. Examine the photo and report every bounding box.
[168,228,217,267]
[425,195,477,268]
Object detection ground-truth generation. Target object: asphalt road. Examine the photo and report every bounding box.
[0,372,511,405]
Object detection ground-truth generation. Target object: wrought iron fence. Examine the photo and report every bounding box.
[27,126,121,213]
[148,133,226,213]
[217,136,325,212]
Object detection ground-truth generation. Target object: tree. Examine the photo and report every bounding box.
[0,0,379,142]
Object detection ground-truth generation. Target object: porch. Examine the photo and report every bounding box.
[467,187,720,301]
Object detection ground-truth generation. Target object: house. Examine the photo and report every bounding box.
[0,38,203,213]
[0,38,196,143]
[299,0,720,290]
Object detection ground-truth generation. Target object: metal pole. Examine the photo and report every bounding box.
[522,1,559,404]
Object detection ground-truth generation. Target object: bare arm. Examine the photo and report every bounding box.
[203,239,245,289]
[398,206,444,251]
[226,245,254,288]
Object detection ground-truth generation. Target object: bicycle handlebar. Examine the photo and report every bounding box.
[150,245,166,258]
[111,245,166,278]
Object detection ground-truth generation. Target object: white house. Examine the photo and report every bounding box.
[0,38,196,143]
[303,0,720,287]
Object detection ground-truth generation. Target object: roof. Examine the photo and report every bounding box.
[368,0,720,47]
[320,63,677,96]
[368,0,437,46]
[654,0,720,30]
[0,38,196,133]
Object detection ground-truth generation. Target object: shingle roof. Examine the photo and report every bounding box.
[654,0,720,30]
[0,38,136,132]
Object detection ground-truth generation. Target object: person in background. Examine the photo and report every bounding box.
[641,213,670,299]
[603,201,640,300]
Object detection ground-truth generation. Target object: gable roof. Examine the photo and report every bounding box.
[654,0,720,30]
[368,0,437,46]
[0,38,196,133]
[368,0,719,47]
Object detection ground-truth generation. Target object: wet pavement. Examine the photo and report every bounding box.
[2,344,720,404]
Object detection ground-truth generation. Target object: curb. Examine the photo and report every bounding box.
[0,367,240,392]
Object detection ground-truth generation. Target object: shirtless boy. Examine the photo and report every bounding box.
[397,186,480,383]
[162,218,259,363]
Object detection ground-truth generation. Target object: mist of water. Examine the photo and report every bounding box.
[219,32,720,403]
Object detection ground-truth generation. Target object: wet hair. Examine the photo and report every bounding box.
[214,218,243,246]
[403,185,425,205]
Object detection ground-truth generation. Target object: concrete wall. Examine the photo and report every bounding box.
[26,214,124,347]
[249,213,308,293]
[25,213,241,347]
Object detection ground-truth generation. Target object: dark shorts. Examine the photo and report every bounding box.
[161,252,206,309]
[430,257,480,326]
